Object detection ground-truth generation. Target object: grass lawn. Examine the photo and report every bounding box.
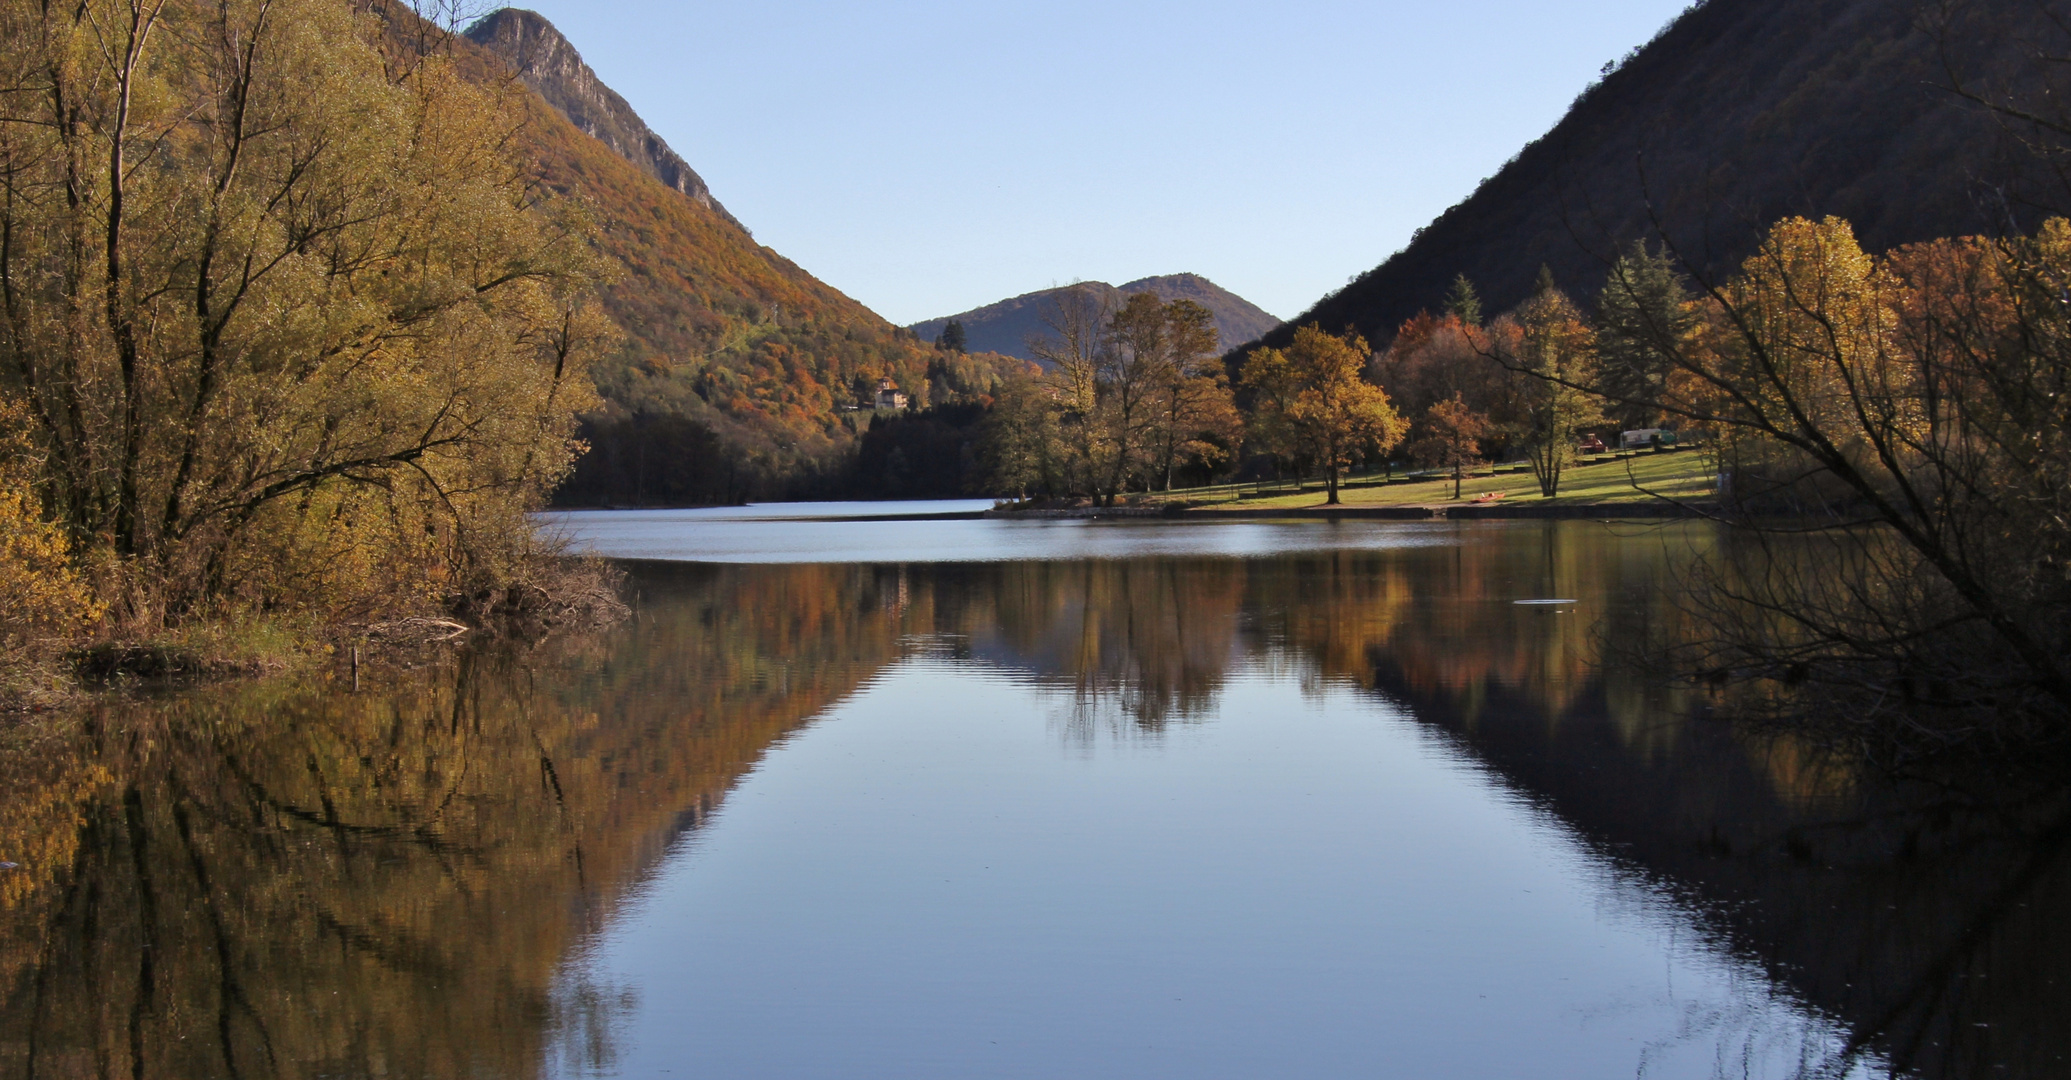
[1164,450,1716,510]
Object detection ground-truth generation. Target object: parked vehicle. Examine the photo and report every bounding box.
[1577,434,1608,454]
[1620,428,1677,450]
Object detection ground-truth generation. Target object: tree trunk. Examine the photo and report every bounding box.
[1326,465,1340,505]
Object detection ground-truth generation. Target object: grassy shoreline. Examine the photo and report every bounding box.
[1154,448,1713,511]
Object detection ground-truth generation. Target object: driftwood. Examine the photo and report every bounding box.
[361,618,471,644]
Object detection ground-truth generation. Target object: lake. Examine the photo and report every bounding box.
[3,506,2065,1079]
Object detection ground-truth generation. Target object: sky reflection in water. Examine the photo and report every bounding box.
[525,510,1894,1079]
[8,513,2059,1079]
[537,502,1458,564]
[553,655,1869,1080]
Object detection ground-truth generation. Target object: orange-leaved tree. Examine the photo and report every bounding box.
[1414,393,1493,500]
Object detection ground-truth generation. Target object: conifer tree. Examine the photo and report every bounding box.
[1594,242,1696,430]
[1444,274,1484,327]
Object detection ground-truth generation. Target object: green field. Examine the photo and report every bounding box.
[1161,450,1716,510]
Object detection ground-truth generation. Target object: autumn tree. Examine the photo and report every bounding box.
[1028,283,1114,496]
[1241,325,1408,504]
[1051,291,1221,500]
[1374,311,1514,463]
[1494,271,1601,497]
[1017,289,1241,502]
[0,0,613,627]
[1540,213,2071,741]
[1143,298,1242,489]
[1413,393,1493,500]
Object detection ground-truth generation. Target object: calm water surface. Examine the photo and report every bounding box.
[538,501,1462,563]
[4,506,2066,1078]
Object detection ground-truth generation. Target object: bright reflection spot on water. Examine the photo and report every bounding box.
[544,657,1885,1080]
[535,502,1458,564]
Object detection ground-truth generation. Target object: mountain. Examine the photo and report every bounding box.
[1253,0,2065,353]
[434,7,1024,504]
[464,9,739,229]
[911,274,1282,363]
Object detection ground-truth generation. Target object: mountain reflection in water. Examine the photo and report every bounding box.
[0,522,2064,1079]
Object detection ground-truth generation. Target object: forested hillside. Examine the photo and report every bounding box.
[913,275,1282,363]
[1254,0,2067,351]
[453,8,1025,504]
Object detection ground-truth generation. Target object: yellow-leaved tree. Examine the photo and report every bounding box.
[0,400,101,647]
[1493,270,1601,497]
[0,0,615,630]
[1549,213,2071,738]
[1240,325,1407,504]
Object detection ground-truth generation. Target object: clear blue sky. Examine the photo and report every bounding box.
[497,0,1695,325]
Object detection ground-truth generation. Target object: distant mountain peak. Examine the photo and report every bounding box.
[465,8,742,230]
[911,274,1282,364]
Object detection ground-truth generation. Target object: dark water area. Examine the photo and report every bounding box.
[2,518,2066,1078]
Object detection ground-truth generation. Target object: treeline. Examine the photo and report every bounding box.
[559,345,1026,505]
[1556,214,2071,748]
[0,0,622,687]
[1414,211,2071,751]
[955,261,1663,507]
[916,206,2071,748]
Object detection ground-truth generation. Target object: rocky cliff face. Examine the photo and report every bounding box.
[465,8,742,230]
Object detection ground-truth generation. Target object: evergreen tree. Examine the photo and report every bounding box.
[1594,242,1696,430]
[936,320,968,353]
[1444,274,1483,327]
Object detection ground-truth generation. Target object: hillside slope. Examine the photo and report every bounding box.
[912,274,1282,363]
[440,7,1019,503]
[1256,0,2063,351]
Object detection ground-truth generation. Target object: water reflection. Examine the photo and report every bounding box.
[0,523,2063,1078]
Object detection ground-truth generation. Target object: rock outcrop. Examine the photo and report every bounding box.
[465,7,742,230]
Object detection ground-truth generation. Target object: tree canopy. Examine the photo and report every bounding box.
[1239,325,1406,504]
[0,0,613,638]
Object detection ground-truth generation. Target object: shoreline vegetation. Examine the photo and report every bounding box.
[0,0,629,712]
[960,213,2071,761]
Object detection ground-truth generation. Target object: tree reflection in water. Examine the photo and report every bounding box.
[0,524,2064,1079]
